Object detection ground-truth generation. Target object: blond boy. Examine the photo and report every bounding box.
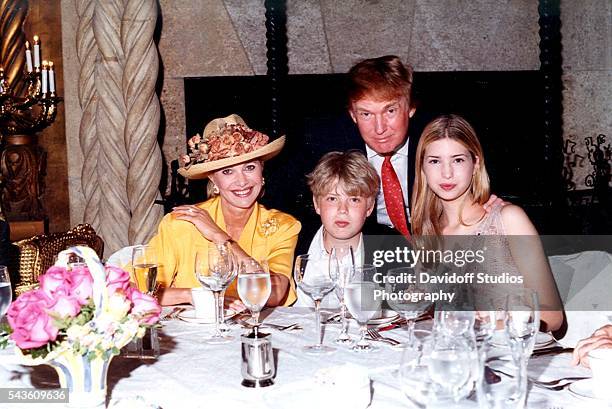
[295,150,379,307]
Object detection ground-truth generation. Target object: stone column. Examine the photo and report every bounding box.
[66,0,162,256]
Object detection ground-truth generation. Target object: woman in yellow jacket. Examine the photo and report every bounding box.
[149,114,300,307]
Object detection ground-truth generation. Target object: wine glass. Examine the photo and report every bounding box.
[329,245,354,345]
[293,254,336,354]
[0,266,11,320]
[195,242,238,344]
[345,264,381,352]
[131,245,158,295]
[237,258,271,328]
[505,288,540,406]
[386,267,432,348]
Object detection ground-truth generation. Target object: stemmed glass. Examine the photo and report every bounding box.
[386,267,432,348]
[0,266,11,321]
[294,254,336,354]
[131,245,158,295]
[195,242,238,344]
[345,264,381,352]
[237,259,271,328]
[505,288,540,406]
[329,245,354,345]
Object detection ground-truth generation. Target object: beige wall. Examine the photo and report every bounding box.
[61,0,610,225]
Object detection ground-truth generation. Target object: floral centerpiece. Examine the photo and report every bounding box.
[3,246,161,407]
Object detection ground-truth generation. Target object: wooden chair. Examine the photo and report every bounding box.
[11,224,104,295]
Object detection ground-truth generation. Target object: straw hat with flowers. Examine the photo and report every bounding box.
[178,114,285,180]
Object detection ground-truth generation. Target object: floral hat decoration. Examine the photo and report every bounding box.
[178,114,285,180]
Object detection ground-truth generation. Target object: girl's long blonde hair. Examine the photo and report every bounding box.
[411,114,490,235]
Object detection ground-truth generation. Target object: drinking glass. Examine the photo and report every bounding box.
[237,259,271,327]
[435,310,476,338]
[0,266,11,320]
[428,334,473,402]
[399,345,432,407]
[504,288,540,408]
[131,245,158,294]
[345,264,381,352]
[329,245,354,345]
[386,267,432,348]
[293,254,336,354]
[195,242,238,344]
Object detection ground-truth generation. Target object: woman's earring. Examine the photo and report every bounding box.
[213,184,220,195]
[262,178,265,187]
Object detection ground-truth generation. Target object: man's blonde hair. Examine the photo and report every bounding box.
[307,150,379,200]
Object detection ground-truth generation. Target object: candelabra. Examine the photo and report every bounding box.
[0,35,61,220]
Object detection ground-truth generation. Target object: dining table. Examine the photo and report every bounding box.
[0,306,599,409]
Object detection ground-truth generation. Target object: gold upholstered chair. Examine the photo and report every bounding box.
[12,224,104,295]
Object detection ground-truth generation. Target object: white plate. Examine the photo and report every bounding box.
[177,308,236,324]
[490,330,555,349]
[568,378,612,401]
[368,310,400,325]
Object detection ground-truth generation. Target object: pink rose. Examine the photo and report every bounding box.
[129,289,161,325]
[7,290,59,349]
[105,266,131,295]
[39,267,70,297]
[47,291,81,318]
[69,266,94,305]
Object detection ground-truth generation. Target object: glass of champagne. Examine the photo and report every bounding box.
[329,245,354,345]
[195,242,237,344]
[345,264,381,352]
[294,254,336,354]
[238,259,271,328]
[0,266,11,321]
[131,245,158,295]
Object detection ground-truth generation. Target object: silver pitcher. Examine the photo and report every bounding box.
[241,328,275,387]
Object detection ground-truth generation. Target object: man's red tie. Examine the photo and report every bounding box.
[381,156,410,238]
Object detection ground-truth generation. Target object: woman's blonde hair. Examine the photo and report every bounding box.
[411,114,490,235]
[307,150,379,202]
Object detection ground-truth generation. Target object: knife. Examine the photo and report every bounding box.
[531,346,574,357]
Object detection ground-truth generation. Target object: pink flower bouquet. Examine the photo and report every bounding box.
[5,247,161,361]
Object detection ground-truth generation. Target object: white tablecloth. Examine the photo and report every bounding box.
[0,307,598,408]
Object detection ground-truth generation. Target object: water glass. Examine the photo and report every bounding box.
[0,266,11,319]
[294,254,336,354]
[504,288,539,408]
[131,245,158,294]
[345,264,381,352]
[428,334,473,402]
[238,259,271,327]
[435,310,476,337]
[329,245,354,345]
[386,267,432,348]
[195,242,238,344]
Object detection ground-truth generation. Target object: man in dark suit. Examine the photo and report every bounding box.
[289,55,428,254]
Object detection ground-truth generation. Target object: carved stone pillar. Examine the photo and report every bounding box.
[75,0,162,255]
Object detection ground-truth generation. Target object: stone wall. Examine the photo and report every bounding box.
[60,0,610,228]
[561,0,611,191]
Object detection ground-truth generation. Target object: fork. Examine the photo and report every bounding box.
[237,318,302,331]
[366,328,401,346]
[488,367,588,389]
[161,307,185,321]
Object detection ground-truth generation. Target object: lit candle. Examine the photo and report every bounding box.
[33,35,40,69]
[41,60,48,94]
[25,41,33,72]
[48,61,55,93]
